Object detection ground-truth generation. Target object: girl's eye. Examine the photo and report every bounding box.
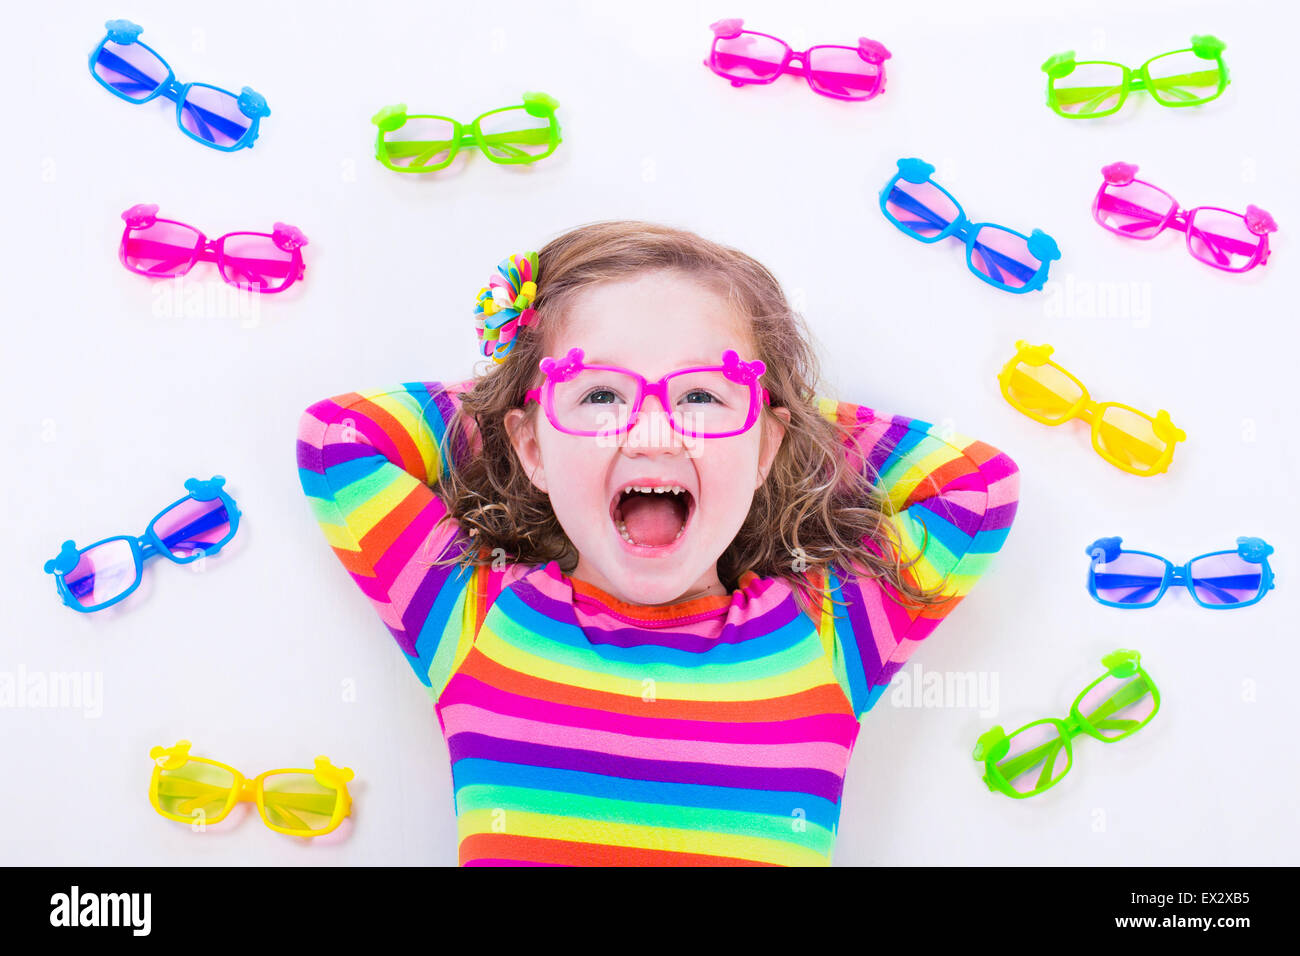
[580,388,625,405]
[680,389,721,406]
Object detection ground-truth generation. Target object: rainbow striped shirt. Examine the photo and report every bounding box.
[297,381,1019,865]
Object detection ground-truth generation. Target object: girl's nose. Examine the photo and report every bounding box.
[623,394,685,453]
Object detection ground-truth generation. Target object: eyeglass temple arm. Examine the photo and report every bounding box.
[1074,678,1150,737]
[711,51,801,81]
[156,777,343,814]
[1184,573,1262,602]
[1054,83,1127,113]
[1053,68,1222,109]
[992,736,1068,792]
[1094,569,1258,604]
[123,238,296,281]
[382,126,553,164]
[715,48,882,77]
[121,237,198,275]
[713,50,880,89]
[1142,69,1224,100]
[887,186,955,234]
[968,243,1039,285]
[96,47,254,141]
[152,501,231,553]
[1092,571,1163,604]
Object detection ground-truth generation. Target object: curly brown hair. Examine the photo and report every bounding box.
[429,220,950,622]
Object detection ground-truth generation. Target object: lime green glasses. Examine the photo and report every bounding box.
[1042,36,1229,118]
[973,650,1160,798]
[371,91,561,173]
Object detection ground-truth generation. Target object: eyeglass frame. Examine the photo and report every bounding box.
[523,347,772,439]
[42,476,241,612]
[1041,37,1230,119]
[118,204,308,294]
[1092,163,1276,273]
[87,19,270,152]
[997,340,1186,477]
[972,650,1160,799]
[880,158,1061,294]
[148,739,354,837]
[1085,535,1276,610]
[704,19,891,102]
[371,92,562,173]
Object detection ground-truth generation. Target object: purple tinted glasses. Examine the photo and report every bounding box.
[88,19,270,152]
[1086,535,1276,610]
[524,348,772,438]
[1093,162,1277,273]
[704,19,890,101]
[42,477,241,613]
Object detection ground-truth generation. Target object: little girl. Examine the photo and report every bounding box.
[297,221,1020,866]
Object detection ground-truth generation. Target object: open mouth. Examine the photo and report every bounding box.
[609,484,695,550]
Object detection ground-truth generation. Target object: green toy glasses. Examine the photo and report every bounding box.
[371,92,561,173]
[973,650,1160,798]
[1041,36,1229,118]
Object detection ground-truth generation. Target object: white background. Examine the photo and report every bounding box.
[1,0,1296,866]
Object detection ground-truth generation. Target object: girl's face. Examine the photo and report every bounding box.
[505,270,790,607]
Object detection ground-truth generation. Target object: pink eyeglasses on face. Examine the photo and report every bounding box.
[1092,162,1278,273]
[524,347,772,439]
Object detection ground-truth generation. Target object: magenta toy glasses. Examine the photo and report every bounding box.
[118,204,308,293]
[524,348,772,439]
[1093,162,1277,273]
[705,19,890,101]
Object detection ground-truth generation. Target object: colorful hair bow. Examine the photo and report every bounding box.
[473,252,541,364]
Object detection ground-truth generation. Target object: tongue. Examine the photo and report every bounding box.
[620,493,685,547]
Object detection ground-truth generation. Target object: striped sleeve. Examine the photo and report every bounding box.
[808,398,1021,720]
[296,379,505,696]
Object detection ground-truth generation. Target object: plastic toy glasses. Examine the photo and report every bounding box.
[704,19,890,101]
[1086,536,1275,610]
[371,92,561,173]
[1042,35,1229,118]
[973,650,1159,799]
[524,348,772,439]
[88,19,270,151]
[43,477,240,612]
[149,740,353,837]
[1094,163,1277,273]
[998,341,1185,477]
[880,159,1060,294]
[119,204,307,293]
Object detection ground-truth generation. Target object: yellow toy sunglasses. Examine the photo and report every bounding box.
[998,341,1186,476]
[148,740,354,837]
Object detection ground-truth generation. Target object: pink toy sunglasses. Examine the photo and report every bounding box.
[524,348,771,439]
[704,18,890,101]
[1093,162,1277,273]
[118,203,308,293]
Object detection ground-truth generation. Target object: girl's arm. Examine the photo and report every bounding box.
[297,380,514,697]
[808,398,1021,719]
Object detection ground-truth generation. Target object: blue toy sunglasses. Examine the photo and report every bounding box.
[88,19,270,151]
[1086,536,1275,609]
[880,158,1061,293]
[44,477,241,613]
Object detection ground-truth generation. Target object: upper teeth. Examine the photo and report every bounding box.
[622,485,685,495]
